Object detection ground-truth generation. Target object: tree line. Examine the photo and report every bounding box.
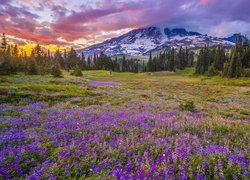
[0,33,249,78]
[195,34,250,77]
[0,33,141,77]
[147,47,194,72]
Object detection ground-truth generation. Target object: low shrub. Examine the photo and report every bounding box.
[179,100,196,112]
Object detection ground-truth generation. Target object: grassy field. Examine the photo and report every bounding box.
[0,68,249,179]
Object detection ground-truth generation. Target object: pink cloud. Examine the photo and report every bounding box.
[1,0,250,47]
[200,0,216,5]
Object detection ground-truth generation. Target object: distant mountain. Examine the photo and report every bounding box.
[78,26,234,57]
[223,33,250,43]
[223,34,239,43]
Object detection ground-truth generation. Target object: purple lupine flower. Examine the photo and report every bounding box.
[196,173,205,180]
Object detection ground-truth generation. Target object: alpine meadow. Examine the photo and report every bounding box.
[0,0,249,179]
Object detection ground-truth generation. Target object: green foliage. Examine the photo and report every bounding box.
[196,35,250,78]
[179,100,196,112]
[0,59,17,75]
[242,68,250,77]
[207,63,219,76]
[51,63,63,78]
[222,61,230,77]
[27,59,38,75]
[70,67,83,76]
[227,48,242,78]
[147,48,192,72]
[195,46,210,75]
[1,33,7,49]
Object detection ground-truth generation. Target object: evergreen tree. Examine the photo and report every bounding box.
[80,52,87,70]
[71,66,83,76]
[242,36,250,68]
[122,55,126,72]
[196,46,210,74]
[51,63,63,77]
[207,63,219,76]
[147,51,153,72]
[87,56,91,70]
[33,44,44,62]
[227,48,242,78]
[195,48,202,74]
[54,49,65,68]
[169,48,175,71]
[67,47,79,69]
[27,59,38,75]
[214,46,226,71]
[188,51,194,67]
[114,56,119,72]
[13,44,19,57]
[222,61,230,77]
[178,47,185,70]
[1,33,7,50]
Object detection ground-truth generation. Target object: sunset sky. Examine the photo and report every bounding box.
[1,0,250,49]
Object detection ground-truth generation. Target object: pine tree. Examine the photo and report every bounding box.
[80,52,86,70]
[227,48,242,78]
[203,45,209,74]
[235,34,243,56]
[1,33,7,50]
[51,63,63,77]
[93,53,97,69]
[242,36,250,68]
[122,55,126,72]
[27,59,38,75]
[147,51,153,72]
[0,45,16,75]
[189,51,194,67]
[71,66,83,76]
[54,49,65,68]
[67,47,79,69]
[33,44,44,62]
[222,61,230,77]
[114,56,119,72]
[13,44,19,57]
[214,46,226,71]
[195,46,210,74]
[87,56,91,70]
[169,48,175,71]
[207,63,219,76]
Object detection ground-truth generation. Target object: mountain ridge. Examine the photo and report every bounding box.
[78,26,235,57]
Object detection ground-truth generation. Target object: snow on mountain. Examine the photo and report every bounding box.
[78,26,235,57]
[223,33,250,43]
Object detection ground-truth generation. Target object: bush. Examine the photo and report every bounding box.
[0,60,17,75]
[242,68,250,77]
[51,64,63,77]
[179,100,196,112]
[70,67,83,77]
[207,64,219,76]
[27,60,38,75]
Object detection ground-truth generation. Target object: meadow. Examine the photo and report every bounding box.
[0,68,249,179]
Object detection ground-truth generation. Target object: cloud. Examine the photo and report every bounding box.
[200,0,216,5]
[1,0,250,48]
[209,20,250,37]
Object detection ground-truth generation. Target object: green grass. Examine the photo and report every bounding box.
[0,69,249,178]
[0,69,249,109]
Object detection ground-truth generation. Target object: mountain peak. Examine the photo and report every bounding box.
[78,26,234,57]
[164,28,201,37]
[223,33,250,43]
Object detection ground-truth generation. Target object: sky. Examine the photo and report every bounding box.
[0,0,250,49]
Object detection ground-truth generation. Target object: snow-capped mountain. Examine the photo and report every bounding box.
[78,27,234,57]
[223,33,250,43]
